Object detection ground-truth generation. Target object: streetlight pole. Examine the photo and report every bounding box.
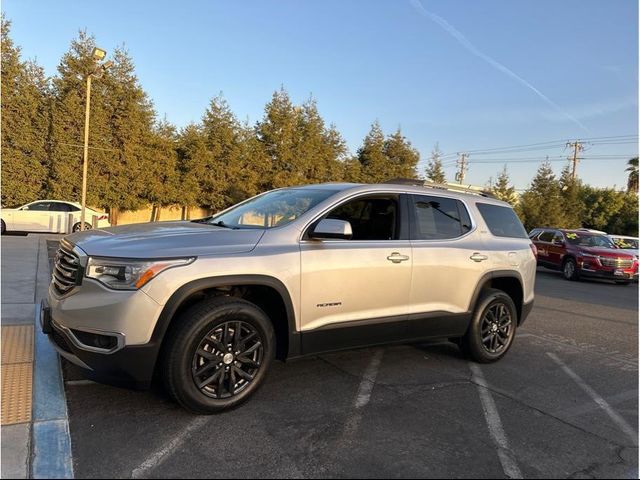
[79,47,110,232]
[80,74,92,231]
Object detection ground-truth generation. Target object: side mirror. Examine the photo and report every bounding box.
[310,219,353,240]
[21,206,29,211]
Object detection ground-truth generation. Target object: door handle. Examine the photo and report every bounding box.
[387,252,410,263]
[470,253,489,262]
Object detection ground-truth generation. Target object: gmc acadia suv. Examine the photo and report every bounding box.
[530,228,638,284]
[41,182,536,413]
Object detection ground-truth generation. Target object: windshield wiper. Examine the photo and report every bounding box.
[210,220,236,229]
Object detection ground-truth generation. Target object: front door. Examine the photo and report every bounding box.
[13,202,52,232]
[300,193,412,353]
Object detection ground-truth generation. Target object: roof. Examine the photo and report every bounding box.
[292,182,510,206]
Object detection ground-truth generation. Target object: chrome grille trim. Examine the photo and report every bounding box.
[53,240,81,295]
[598,256,634,269]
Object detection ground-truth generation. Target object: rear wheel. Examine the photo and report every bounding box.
[1,220,5,235]
[562,258,579,281]
[72,222,92,233]
[163,296,275,413]
[461,289,517,363]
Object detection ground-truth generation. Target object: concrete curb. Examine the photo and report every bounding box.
[31,238,74,479]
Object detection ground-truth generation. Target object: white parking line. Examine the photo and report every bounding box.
[355,349,384,409]
[469,363,523,479]
[547,352,638,447]
[340,349,384,439]
[131,416,210,479]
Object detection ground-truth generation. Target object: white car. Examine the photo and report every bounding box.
[608,234,639,258]
[1,200,110,234]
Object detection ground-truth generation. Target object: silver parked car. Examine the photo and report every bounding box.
[41,182,536,413]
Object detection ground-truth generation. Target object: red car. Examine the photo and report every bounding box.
[529,228,638,284]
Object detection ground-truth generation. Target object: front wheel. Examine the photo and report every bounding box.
[1,219,5,235]
[562,258,579,281]
[163,296,275,413]
[461,289,517,363]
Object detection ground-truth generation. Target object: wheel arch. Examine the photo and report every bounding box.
[150,275,299,365]
[469,270,525,325]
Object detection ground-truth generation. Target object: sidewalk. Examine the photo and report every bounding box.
[1,234,71,479]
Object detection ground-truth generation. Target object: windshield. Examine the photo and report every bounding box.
[208,188,339,229]
[611,237,639,249]
[565,232,615,248]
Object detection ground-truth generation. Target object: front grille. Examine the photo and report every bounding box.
[52,240,81,295]
[599,257,634,269]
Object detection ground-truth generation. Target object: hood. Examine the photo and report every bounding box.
[579,246,636,258]
[66,221,265,258]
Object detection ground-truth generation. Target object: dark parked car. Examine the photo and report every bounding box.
[530,228,638,284]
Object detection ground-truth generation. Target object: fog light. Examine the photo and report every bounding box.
[71,329,118,350]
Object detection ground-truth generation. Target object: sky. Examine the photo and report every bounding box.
[4,0,639,189]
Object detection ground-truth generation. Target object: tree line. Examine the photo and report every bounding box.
[2,19,637,235]
[1,21,419,222]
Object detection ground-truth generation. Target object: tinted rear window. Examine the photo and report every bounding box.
[476,203,528,239]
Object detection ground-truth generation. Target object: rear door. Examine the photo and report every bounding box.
[299,193,412,353]
[407,194,487,338]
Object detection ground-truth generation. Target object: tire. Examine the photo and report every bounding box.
[461,288,518,363]
[162,296,275,414]
[562,257,579,281]
[72,222,92,233]
[1,219,5,235]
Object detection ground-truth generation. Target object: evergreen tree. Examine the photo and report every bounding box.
[145,119,180,220]
[1,17,50,206]
[517,162,566,231]
[293,97,347,184]
[48,34,155,221]
[383,129,419,180]
[425,143,446,184]
[256,88,302,188]
[559,164,582,229]
[176,123,207,218]
[491,166,518,205]
[357,121,389,182]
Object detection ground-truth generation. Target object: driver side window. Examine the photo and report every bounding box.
[325,195,399,241]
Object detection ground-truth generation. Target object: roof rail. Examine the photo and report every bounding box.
[382,178,498,199]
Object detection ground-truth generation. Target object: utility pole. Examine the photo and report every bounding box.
[566,140,585,181]
[80,48,112,231]
[455,153,469,184]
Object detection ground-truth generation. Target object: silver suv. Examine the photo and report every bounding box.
[41,182,536,413]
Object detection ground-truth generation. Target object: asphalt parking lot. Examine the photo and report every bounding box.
[58,256,638,478]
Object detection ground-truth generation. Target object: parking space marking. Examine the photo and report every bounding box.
[341,349,384,439]
[547,352,638,447]
[131,416,210,479]
[354,349,384,409]
[469,363,523,479]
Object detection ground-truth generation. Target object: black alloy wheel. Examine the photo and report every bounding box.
[191,320,264,399]
[163,296,275,413]
[461,288,518,363]
[480,303,513,355]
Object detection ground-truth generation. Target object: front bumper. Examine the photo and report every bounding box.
[44,277,165,389]
[579,266,637,281]
[41,299,159,389]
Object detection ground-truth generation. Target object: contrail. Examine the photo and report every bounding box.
[409,0,589,133]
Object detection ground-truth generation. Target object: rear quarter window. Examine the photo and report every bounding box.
[476,203,528,239]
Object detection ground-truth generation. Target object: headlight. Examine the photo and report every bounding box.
[580,253,600,264]
[86,257,195,290]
